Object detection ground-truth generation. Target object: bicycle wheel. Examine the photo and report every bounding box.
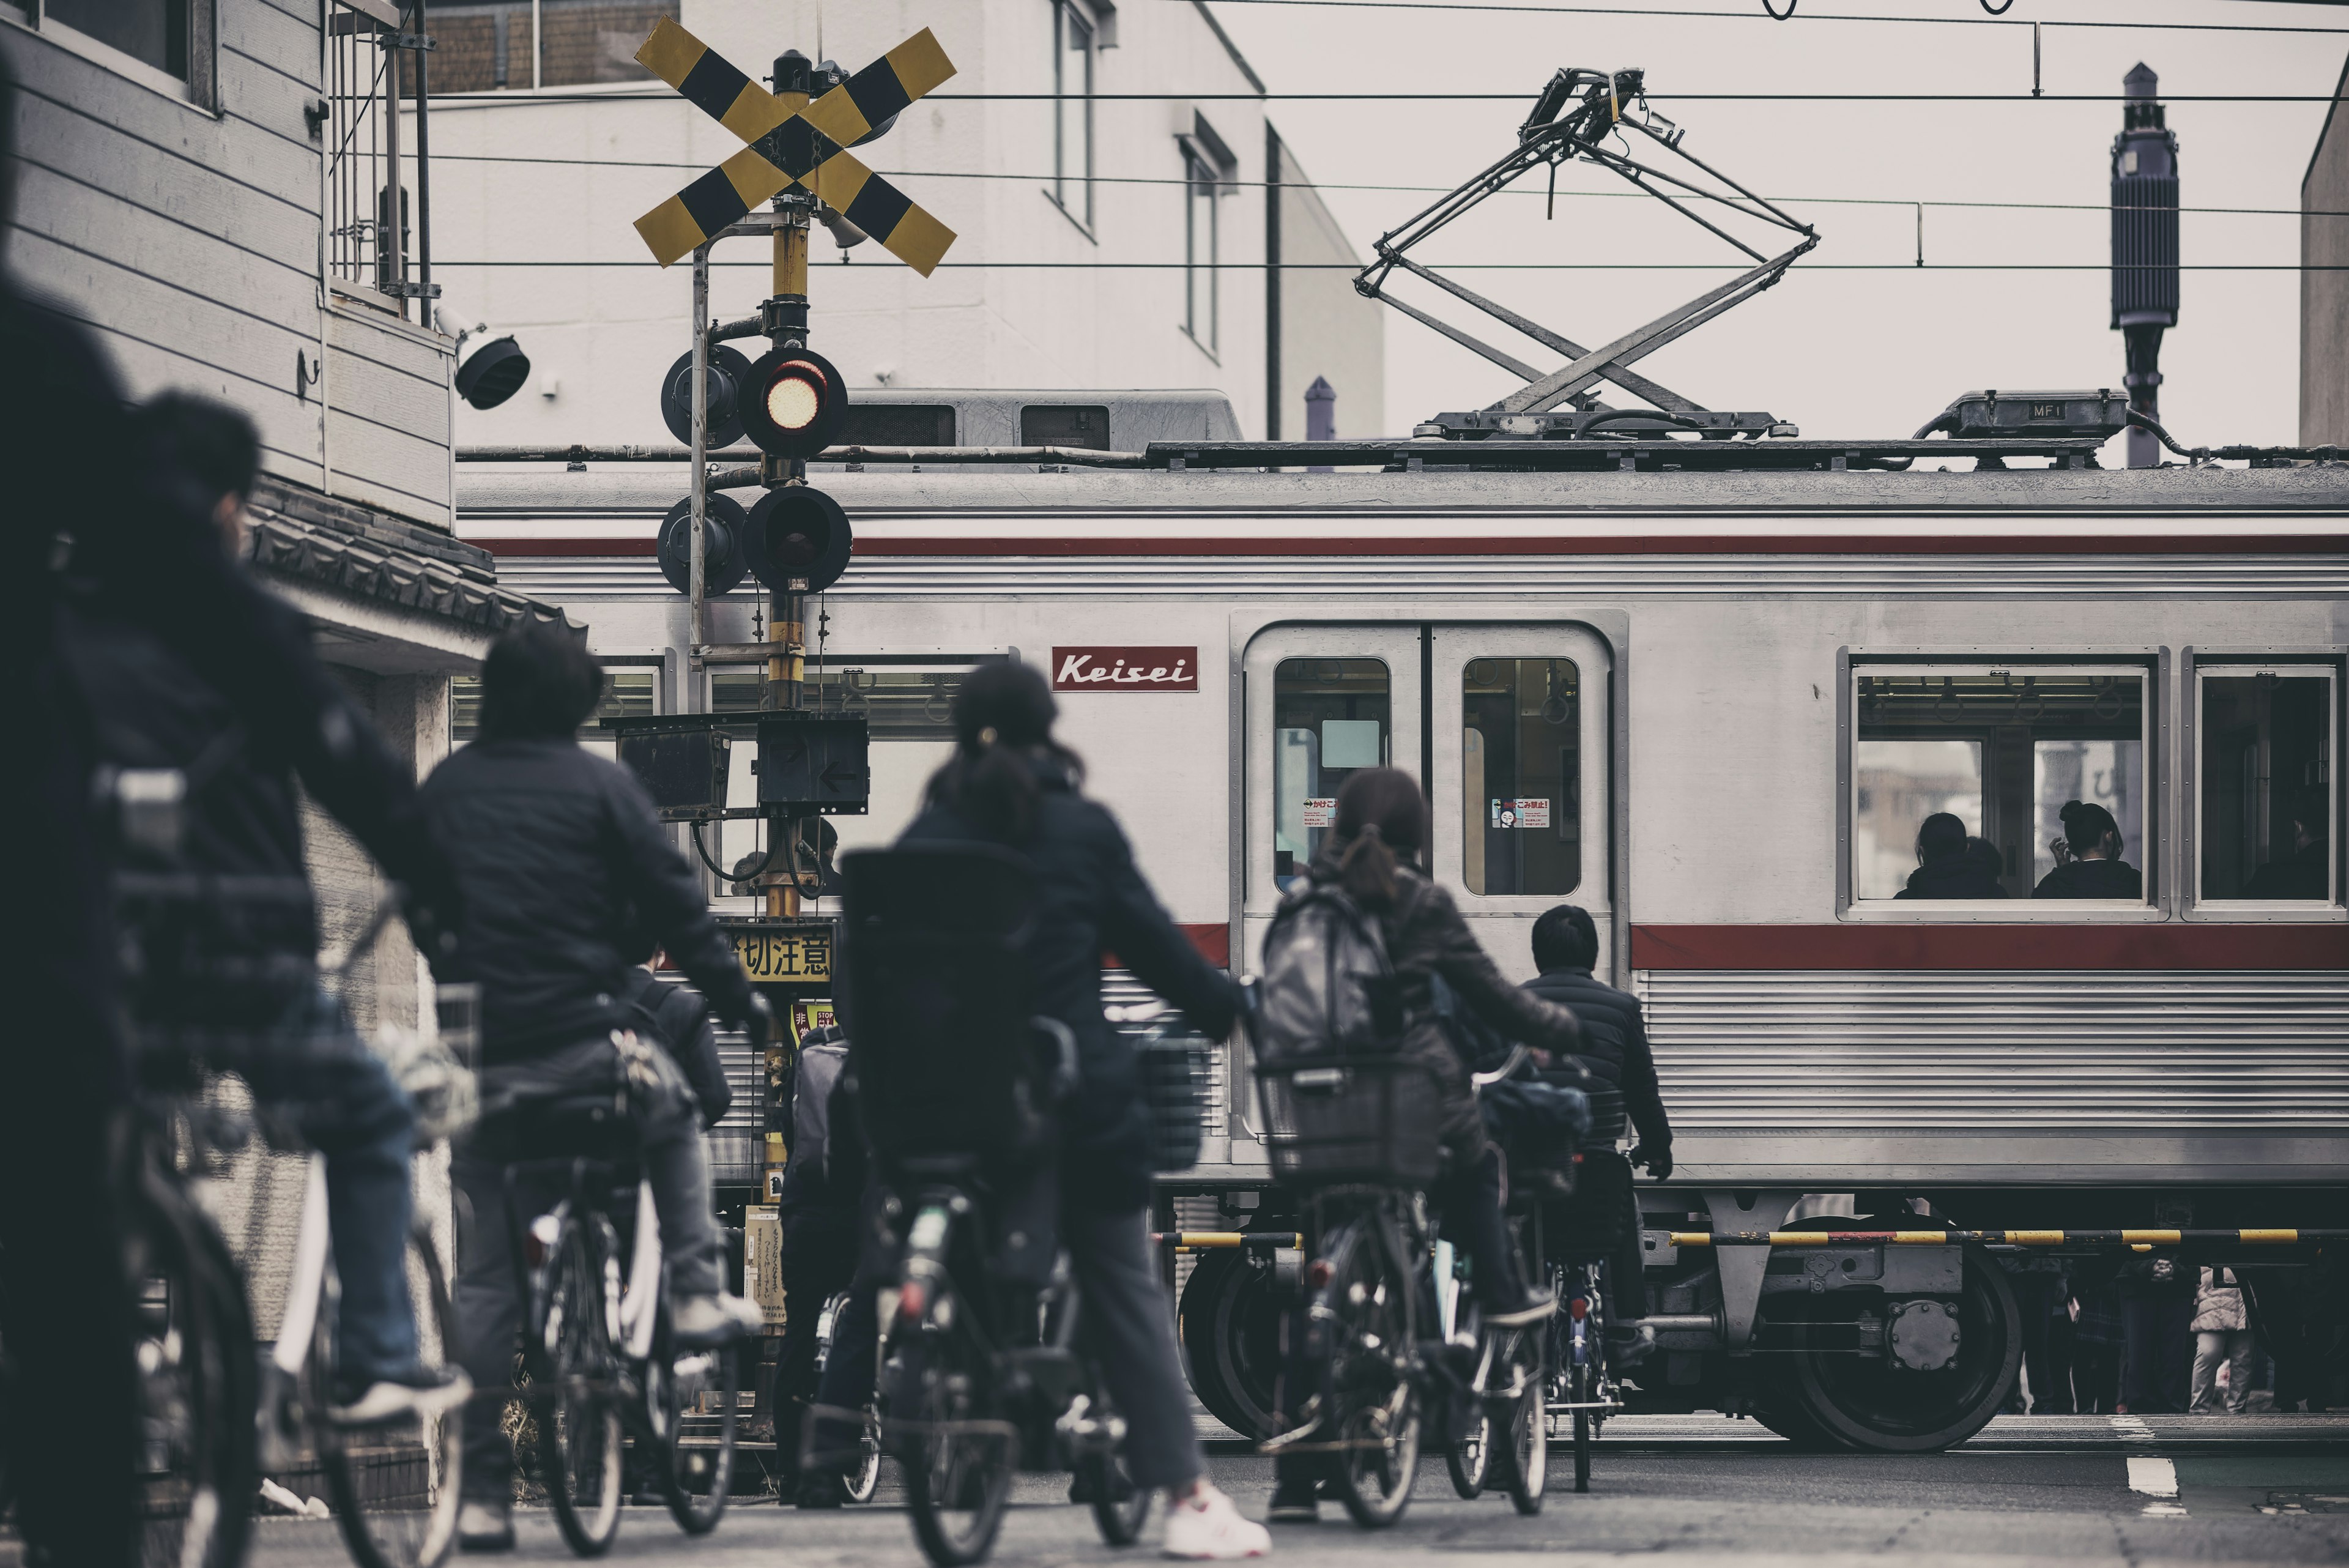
[1444,1400,1489,1499]
[892,1325,1012,1566]
[1501,1336,1547,1516]
[655,1336,738,1534]
[837,1403,882,1504]
[539,1226,623,1556]
[1321,1221,1421,1529]
[318,1228,464,1568]
[132,1187,258,1568]
[1085,1444,1151,1547]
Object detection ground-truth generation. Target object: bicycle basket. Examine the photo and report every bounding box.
[1255,1058,1444,1187]
[1138,1027,1211,1174]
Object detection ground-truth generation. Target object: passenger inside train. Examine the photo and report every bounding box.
[2242,787,2331,899]
[1894,812,2006,899]
[2034,800,2144,899]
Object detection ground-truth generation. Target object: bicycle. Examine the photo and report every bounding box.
[482,1102,742,1557]
[1437,1242,1549,1515]
[122,873,471,1568]
[811,1286,882,1504]
[1543,1254,1622,1493]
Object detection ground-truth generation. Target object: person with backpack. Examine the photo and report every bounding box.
[1261,767,1583,1523]
[874,661,1272,1559]
[614,956,732,1129]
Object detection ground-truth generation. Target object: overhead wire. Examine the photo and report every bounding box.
[423,89,2349,103]
[1186,0,2349,32]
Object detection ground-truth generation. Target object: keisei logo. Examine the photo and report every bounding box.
[1051,647,1200,693]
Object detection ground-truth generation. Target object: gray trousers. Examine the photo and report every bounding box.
[2192,1328,2255,1413]
[1066,1205,1203,1492]
[451,1032,725,1501]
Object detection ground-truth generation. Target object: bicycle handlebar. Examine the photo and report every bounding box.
[1471,1042,1531,1091]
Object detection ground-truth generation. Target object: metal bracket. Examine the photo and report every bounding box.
[1704,1190,1802,1354]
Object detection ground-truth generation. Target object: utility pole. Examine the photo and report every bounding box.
[2112,63,2180,470]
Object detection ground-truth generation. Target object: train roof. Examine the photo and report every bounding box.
[459,462,2349,560]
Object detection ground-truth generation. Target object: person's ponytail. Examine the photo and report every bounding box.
[1340,821,1399,906]
[921,663,1082,844]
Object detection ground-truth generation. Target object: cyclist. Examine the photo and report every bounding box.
[418,621,770,1552]
[818,661,1272,1558]
[1268,767,1582,1524]
[57,392,472,1425]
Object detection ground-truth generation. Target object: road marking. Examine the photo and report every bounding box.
[2117,1421,2188,1517]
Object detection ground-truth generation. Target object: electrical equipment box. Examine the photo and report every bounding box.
[755,713,870,814]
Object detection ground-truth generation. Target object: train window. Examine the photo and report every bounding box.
[1273,658,1390,888]
[1462,657,1581,895]
[450,666,653,756]
[2199,669,2337,902]
[1853,669,2148,902]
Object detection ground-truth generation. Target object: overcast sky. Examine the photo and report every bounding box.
[1203,0,2347,451]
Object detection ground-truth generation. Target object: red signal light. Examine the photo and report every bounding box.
[1305,1258,1334,1289]
[740,346,847,458]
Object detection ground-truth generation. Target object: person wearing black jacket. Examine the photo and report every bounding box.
[867,663,1271,1559]
[2035,800,2143,899]
[1894,812,2006,899]
[421,623,770,1550]
[1524,905,1671,1333]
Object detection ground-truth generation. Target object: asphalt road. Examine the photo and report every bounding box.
[231,1413,2349,1568]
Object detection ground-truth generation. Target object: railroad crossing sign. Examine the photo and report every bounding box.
[631,19,957,275]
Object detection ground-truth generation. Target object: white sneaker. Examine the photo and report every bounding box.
[1163,1484,1271,1559]
[673,1291,763,1347]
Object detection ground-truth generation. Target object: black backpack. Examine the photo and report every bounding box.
[1253,879,1400,1061]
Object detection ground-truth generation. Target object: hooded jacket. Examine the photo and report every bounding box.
[899,753,1240,1213]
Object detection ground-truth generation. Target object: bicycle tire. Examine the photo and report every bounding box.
[540,1225,623,1556]
[1321,1219,1421,1530]
[1086,1445,1151,1547]
[131,1180,258,1568]
[655,1336,738,1534]
[893,1326,1012,1567]
[1445,1403,1489,1499]
[318,1228,465,1568]
[837,1404,882,1505]
[1502,1336,1546,1515]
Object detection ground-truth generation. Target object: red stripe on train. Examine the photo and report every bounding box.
[1630,923,2349,971]
[1104,924,1231,971]
[471,535,2349,560]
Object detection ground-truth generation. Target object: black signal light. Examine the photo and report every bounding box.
[655,492,751,595]
[740,346,848,458]
[659,344,753,448]
[743,485,853,595]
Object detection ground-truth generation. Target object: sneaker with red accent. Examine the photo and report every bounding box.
[1162,1483,1271,1559]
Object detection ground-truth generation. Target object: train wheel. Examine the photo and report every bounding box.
[1178,1249,1282,1441]
[1782,1241,2021,1453]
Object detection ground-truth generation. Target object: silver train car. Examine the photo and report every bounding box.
[461,431,2348,1451]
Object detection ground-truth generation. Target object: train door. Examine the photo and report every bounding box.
[1241,623,1611,982]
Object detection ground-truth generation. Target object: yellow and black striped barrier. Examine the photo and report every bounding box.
[631,19,957,275]
[1150,1232,1303,1253]
[1668,1228,2345,1248]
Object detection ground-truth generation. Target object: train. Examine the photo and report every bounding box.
[456,389,2348,1452]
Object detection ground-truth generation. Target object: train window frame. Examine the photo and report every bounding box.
[1836,650,2169,923]
[2181,648,2347,923]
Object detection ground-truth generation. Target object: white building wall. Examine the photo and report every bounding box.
[431,0,1302,444]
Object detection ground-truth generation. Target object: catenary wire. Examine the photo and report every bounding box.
[1181,0,2349,33]
[426,260,2349,270]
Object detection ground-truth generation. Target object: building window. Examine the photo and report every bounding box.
[326,2,437,316]
[1851,666,2150,904]
[2197,664,2337,903]
[1184,146,1219,354]
[39,0,217,106]
[426,0,680,93]
[1050,0,1094,230]
[1462,658,1581,896]
[450,664,655,751]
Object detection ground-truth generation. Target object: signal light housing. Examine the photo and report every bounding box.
[659,344,752,448]
[743,485,853,595]
[740,346,847,458]
[655,493,751,595]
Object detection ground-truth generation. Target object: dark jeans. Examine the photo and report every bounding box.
[2073,1340,2122,1413]
[1431,1146,1520,1307]
[773,1216,858,1477]
[451,1032,726,1502]
[236,984,420,1379]
[809,1203,1204,1493]
[2120,1293,2195,1413]
[2010,1273,2075,1414]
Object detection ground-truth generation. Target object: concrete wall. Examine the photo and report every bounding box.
[1271,130,1384,440]
[1,0,458,528]
[2304,56,2349,448]
[431,0,1316,443]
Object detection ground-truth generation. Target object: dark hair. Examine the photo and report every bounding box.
[922,661,1083,842]
[1915,811,1967,863]
[1532,904,1599,973]
[1965,836,2005,878]
[479,620,603,741]
[1331,767,1427,907]
[2059,800,2122,857]
[139,392,261,508]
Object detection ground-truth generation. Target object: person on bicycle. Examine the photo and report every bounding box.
[418,621,770,1551]
[1269,767,1582,1523]
[616,953,733,1130]
[836,661,1272,1558]
[59,393,470,1426]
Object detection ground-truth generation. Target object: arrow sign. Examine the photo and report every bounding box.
[632,19,957,275]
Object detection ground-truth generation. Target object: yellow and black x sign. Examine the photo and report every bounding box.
[632,20,957,276]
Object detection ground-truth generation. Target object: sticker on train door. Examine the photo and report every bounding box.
[1302,798,1335,828]
[1491,798,1551,828]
